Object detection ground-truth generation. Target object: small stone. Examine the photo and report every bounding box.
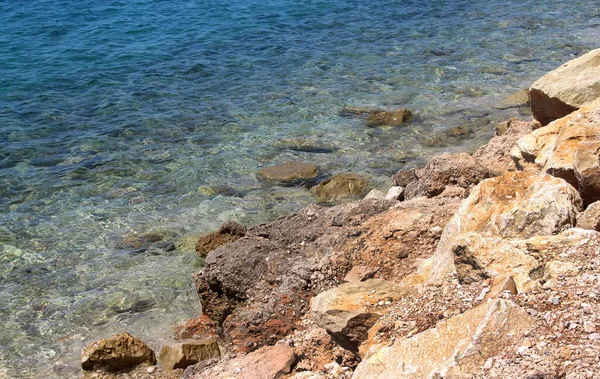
[483,358,494,370]
[584,321,596,333]
[517,346,529,355]
[385,186,405,201]
[146,366,156,374]
[588,333,600,341]
[363,189,385,201]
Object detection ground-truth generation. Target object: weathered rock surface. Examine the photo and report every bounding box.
[310,174,370,202]
[158,339,220,370]
[347,197,461,282]
[511,99,600,204]
[422,171,582,286]
[574,140,600,205]
[343,265,379,283]
[530,48,600,125]
[194,200,394,351]
[366,109,412,127]
[473,119,534,175]
[81,332,156,372]
[186,344,296,379]
[195,221,246,257]
[402,153,491,199]
[363,189,385,201]
[353,299,533,378]
[258,162,319,182]
[311,279,411,352]
[578,201,600,231]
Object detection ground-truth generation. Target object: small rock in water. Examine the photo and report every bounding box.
[258,161,319,183]
[366,109,413,127]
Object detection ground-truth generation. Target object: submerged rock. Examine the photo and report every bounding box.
[310,173,370,202]
[495,89,530,109]
[530,48,600,125]
[81,332,156,372]
[366,109,413,127]
[258,161,319,183]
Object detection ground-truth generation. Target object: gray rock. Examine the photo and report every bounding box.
[384,186,404,201]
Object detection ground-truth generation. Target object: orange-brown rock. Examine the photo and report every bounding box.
[574,140,600,205]
[173,314,217,340]
[352,299,533,378]
[195,221,246,257]
[81,332,156,372]
[529,48,600,125]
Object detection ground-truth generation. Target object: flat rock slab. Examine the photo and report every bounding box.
[352,299,533,378]
[188,344,296,379]
[530,48,600,125]
[158,339,220,370]
[81,332,156,372]
[258,162,319,182]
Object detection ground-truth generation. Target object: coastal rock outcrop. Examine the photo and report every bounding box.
[194,200,393,351]
[81,332,156,372]
[310,173,370,202]
[529,48,600,125]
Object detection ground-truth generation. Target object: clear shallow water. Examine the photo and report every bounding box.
[0,0,598,376]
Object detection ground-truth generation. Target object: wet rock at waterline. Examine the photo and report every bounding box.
[366,109,413,127]
[195,221,246,258]
[530,48,600,125]
[258,161,319,183]
[310,174,370,202]
[81,332,156,372]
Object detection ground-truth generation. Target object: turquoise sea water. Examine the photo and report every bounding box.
[0,0,598,377]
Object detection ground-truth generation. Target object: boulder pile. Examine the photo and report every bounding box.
[81,50,600,379]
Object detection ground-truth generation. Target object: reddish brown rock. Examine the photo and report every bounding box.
[187,344,296,379]
[173,314,217,340]
[343,265,379,283]
[403,153,491,199]
[81,332,156,372]
[195,221,246,257]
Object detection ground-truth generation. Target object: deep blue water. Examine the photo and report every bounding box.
[0,0,598,377]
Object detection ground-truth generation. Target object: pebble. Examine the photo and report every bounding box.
[146,366,156,374]
[588,333,600,341]
[517,346,529,355]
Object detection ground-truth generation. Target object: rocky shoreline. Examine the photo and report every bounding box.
[80,48,600,378]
